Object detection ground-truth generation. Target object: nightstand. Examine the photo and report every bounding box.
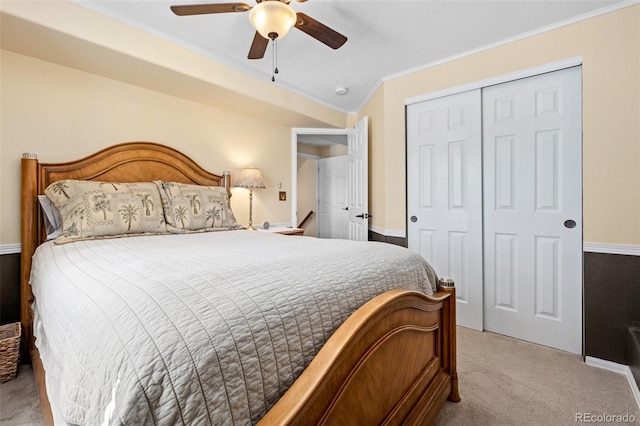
[261,227,304,236]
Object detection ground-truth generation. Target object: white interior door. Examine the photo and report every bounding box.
[318,156,349,239]
[347,117,369,241]
[483,66,582,354]
[406,90,484,330]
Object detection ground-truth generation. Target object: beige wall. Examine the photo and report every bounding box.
[359,86,387,233]
[362,5,640,245]
[0,50,301,244]
[297,143,323,158]
[297,143,348,159]
[321,144,348,158]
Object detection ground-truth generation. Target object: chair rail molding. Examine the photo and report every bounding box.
[0,244,21,255]
[583,243,640,256]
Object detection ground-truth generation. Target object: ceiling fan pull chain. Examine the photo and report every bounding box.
[271,39,275,81]
[271,39,279,82]
[274,39,279,75]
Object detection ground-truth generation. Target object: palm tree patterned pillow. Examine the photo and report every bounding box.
[44,180,167,244]
[154,181,243,233]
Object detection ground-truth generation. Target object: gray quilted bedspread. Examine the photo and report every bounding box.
[30,230,438,425]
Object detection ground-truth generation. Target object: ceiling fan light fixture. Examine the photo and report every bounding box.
[249,1,297,40]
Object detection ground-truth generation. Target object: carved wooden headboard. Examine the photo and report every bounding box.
[20,142,231,360]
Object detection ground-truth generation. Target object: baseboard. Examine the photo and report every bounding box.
[0,244,21,255]
[585,356,640,409]
[583,243,640,256]
[368,226,405,238]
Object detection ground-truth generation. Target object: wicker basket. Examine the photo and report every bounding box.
[0,322,21,383]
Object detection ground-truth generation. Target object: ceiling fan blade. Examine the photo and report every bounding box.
[294,12,347,50]
[248,31,269,59]
[170,3,251,16]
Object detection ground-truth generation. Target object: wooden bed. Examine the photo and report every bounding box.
[20,142,459,425]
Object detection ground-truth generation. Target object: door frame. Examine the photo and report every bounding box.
[291,127,351,228]
[405,55,584,351]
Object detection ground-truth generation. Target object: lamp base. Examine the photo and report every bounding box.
[247,188,257,231]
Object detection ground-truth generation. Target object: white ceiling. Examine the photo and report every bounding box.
[76,0,626,113]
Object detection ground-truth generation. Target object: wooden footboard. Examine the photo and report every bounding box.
[260,285,459,425]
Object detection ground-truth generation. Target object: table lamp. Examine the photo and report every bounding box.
[235,167,266,230]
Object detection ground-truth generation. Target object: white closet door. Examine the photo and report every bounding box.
[318,156,349,239]
[483,67,582,354]
[407,89,484,330]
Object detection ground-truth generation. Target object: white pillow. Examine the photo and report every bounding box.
[38,195,62,240]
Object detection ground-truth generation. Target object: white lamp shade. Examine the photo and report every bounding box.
[249,1,297,40]
[235,168,266,189]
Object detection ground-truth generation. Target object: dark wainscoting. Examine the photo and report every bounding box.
[0,253,21,325]
[584,252,640,366]
[369,230,407,247]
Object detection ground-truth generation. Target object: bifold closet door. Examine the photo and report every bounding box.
[407,89,484,330]
[482,67,582,354]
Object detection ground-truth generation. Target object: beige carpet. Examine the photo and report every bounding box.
[0,364,42,425]
[1,327,638,425]
[435,327,640,425]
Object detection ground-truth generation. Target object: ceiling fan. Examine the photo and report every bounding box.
[170,0,348,60]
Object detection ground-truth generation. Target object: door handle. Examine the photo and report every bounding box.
[564,219,576,229]
[410,216,417,223]
[355,213,370,219]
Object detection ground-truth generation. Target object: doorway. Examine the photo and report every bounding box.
[297,136,348,238]
[292,117,369,241]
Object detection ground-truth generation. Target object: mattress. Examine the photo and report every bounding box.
[30,230,438,425]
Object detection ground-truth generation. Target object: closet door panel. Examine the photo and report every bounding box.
[483,66,582,354]
[407,89,483,330]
